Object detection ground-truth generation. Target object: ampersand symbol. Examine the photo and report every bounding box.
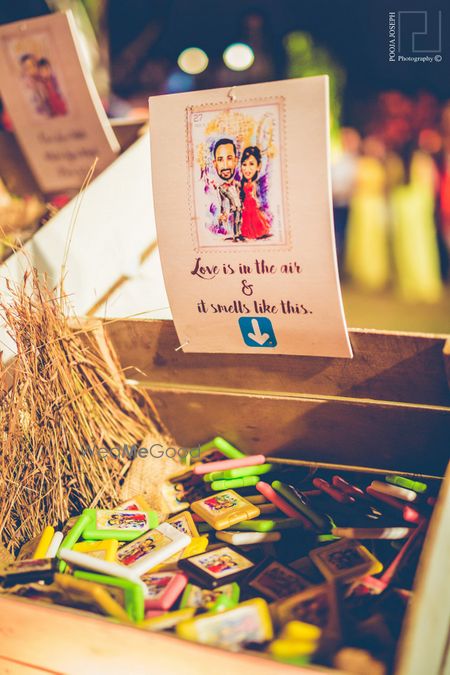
[241,279,254,296]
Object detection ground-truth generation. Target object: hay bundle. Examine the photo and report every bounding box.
[0,270,171,553]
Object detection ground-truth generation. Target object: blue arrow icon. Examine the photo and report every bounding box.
[238,317,277,348]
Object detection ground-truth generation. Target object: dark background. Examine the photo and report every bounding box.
[1,0,449,126]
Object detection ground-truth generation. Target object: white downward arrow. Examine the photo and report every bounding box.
[247,319,270,345]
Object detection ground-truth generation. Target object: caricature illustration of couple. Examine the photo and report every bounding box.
[213,138,271,242]
[189,102,287,248]
[19,51,67,118]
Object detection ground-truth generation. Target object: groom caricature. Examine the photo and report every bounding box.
[213,138,245,242]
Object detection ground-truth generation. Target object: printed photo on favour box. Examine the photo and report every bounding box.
[141,573,173,599]
[180,582,240,610]
[177,598,272,649]
[191,490,259,531]
[96,510,149,531]
[116,495,152,513]
[187,546,253,580]
[81,509,157,541]
[188,102,286,248]
[203,493,240,512]
[141,571,187,610]
[117,530,171,566]
[272,584,332,628]
[309,539,382,582]
[249,560,309,600]
[167,511,199,537]
[195,605,267,648]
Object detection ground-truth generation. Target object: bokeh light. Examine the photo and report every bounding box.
[223,43,254,71]
[177,47,209,75]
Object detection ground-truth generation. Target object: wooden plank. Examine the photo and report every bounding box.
[396,463,450,675]
[0,657,62,674]
[145,389,449,476]
[105,319,450,406]
[0,597,323,675]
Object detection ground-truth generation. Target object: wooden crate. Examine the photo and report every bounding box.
[1,319,449,675]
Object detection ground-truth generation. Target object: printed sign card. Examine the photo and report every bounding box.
[0,11,119,192]
[149,76,352,357]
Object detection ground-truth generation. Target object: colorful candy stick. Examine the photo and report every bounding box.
[211,476,260,491]
[257,503,278,514]
[204,464,273,481]
[385,475,428,493]
[33,526,55,559]
[380,520,427,586]
[300,489,322,497]
[332,526,412,540]
[193,455,266,476]
[271,481,327,530]
[370,480,418,502]
[313,478,355,504]
[331,476,373,502]
[216,530,281,545]
[230,518,304,532]
[197,437,245,460]
[366,486,420,523]
[57,510,91,571]
[256,482,313,529]
[245,494,269,505]
[46,531,64,558]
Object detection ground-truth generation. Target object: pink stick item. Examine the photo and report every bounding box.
[193,454,266,475]
[331,476,371,501]
[313,477,355,504]
[380,520,427,586]
[366,486,420,523]
[256,482,313,529]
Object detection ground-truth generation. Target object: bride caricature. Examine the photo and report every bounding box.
[240,145,272,240]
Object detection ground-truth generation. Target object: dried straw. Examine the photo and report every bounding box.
[0,269,169,553]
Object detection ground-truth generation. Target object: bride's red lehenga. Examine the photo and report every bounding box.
[240,182,271,239]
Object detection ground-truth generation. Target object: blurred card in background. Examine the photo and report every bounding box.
[0,11,119,193]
